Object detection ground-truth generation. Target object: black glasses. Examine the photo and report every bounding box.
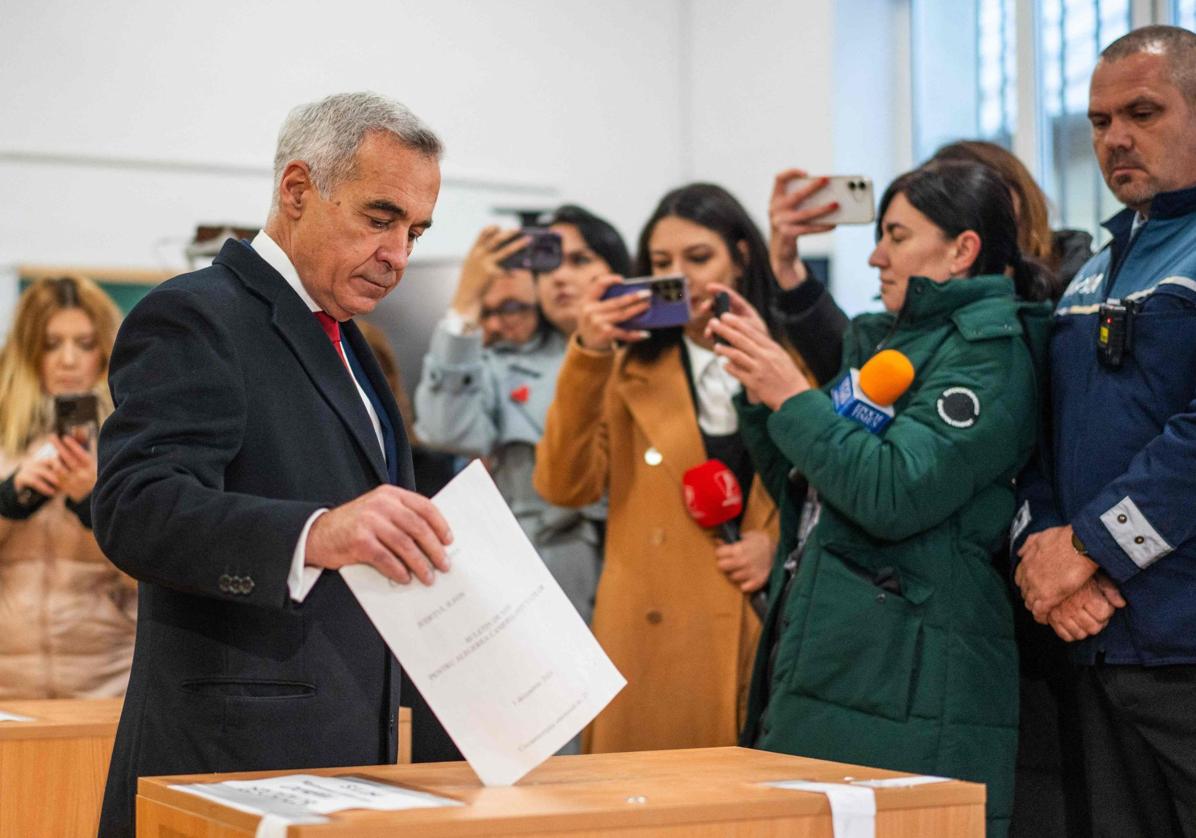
[480,300,536,321]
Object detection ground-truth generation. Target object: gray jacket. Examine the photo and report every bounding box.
[415,322,604,623]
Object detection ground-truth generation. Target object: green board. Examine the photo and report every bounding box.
[18,278,156,316]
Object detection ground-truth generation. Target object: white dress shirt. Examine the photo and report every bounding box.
[682,336,742,436]
[251,231,386,603]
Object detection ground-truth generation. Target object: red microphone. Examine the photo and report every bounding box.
[683,459,744,543]
[685,459,770,618]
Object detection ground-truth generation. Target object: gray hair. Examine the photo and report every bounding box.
[272,92,443,207]
[1100,25,1196,105]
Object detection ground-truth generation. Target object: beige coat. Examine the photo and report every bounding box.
[0,447,136,699]
[534,338,777,753]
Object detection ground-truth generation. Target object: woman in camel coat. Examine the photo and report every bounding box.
[535,183,808,752]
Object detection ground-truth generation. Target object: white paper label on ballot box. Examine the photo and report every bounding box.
[341,459,626,786]
[170,774,458,819]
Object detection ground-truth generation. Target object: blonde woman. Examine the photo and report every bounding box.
[0,275,135,698]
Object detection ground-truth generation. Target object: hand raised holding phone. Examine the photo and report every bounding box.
[769,169,874,290]
[449,226,532,322]
[599,275,690,330]
[50,434,98,503]
[701,283,770,339]
[575,275,653,352]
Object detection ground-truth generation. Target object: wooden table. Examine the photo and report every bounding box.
[0,698,123,838]
[136,746,984,837]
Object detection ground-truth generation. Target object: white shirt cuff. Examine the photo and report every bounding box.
[442,309,474,336]
[289,509,328,603]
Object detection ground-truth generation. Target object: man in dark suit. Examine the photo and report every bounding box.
[93,92,451,836]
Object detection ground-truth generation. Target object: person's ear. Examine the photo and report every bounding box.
[949,230,982,276]
[278,161,315,221]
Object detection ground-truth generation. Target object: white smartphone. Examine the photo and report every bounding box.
[786,175,875,225]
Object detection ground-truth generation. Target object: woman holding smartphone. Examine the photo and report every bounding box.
[534,183,811,753]
[0,275,135,699]
[416,205,630,625]
[708,161,1067,837]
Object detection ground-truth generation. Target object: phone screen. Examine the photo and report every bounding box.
[54,393,99,445]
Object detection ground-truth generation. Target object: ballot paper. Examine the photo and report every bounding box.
[0,711,34,722]
[340,460,626,786]
[170,774,459,835]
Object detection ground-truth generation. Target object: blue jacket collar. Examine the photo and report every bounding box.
[1103,182,1196,240]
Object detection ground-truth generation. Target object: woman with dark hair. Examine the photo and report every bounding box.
[0,275,135,699]
[930,141,1095,838]
[534,183,801,753]
[538,204,634,333]
[416,205,629,627]
[709,161,1066,837]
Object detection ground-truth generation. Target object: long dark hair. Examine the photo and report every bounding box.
[526,204,631,339]
[630,183,779,362]
[544,204,632,276]
[878,161,1051,302]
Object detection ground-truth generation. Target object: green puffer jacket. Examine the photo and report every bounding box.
[738,275,1050,838]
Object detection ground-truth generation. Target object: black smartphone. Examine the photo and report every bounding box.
[599,275,691,330]
[499,227,563,273]
[712,291,731,345]
[54,393,98,445]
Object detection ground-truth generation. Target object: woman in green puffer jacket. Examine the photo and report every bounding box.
[706,161,1053,838]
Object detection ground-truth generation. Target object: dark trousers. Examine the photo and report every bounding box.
[1011,618,1089,838]
[1077,663,1196,838]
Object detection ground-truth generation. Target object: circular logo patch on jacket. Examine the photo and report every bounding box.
[937,387,980,428]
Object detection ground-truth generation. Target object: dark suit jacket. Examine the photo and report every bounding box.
[93,240,413,837]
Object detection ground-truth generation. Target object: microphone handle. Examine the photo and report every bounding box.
[719,520,740,543]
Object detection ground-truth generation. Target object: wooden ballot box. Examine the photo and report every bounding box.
[136,746,985,837]
[0,702,411,838]
[0,698,122,838]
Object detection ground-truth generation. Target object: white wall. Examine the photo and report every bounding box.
[687,0,836,235]
[0,0,689,268]
[830,0,914,316]
[685,0,913,316]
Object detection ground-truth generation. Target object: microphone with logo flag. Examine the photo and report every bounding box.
[683,459,744,542]
[830,349,915,433]
[683,459,772,618]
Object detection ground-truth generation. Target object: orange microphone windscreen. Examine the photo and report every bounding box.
[857,349,915,407]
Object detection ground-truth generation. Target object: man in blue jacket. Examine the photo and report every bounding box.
[1014,25,1196,836]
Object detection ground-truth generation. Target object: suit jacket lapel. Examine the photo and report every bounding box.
[218,241,389,485]
[617,343,706,484]
[273,301,389,485]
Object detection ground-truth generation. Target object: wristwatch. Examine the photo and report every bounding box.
[1071,530,1088,556]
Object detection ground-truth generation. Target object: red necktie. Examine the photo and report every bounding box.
[314,311,350,370]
